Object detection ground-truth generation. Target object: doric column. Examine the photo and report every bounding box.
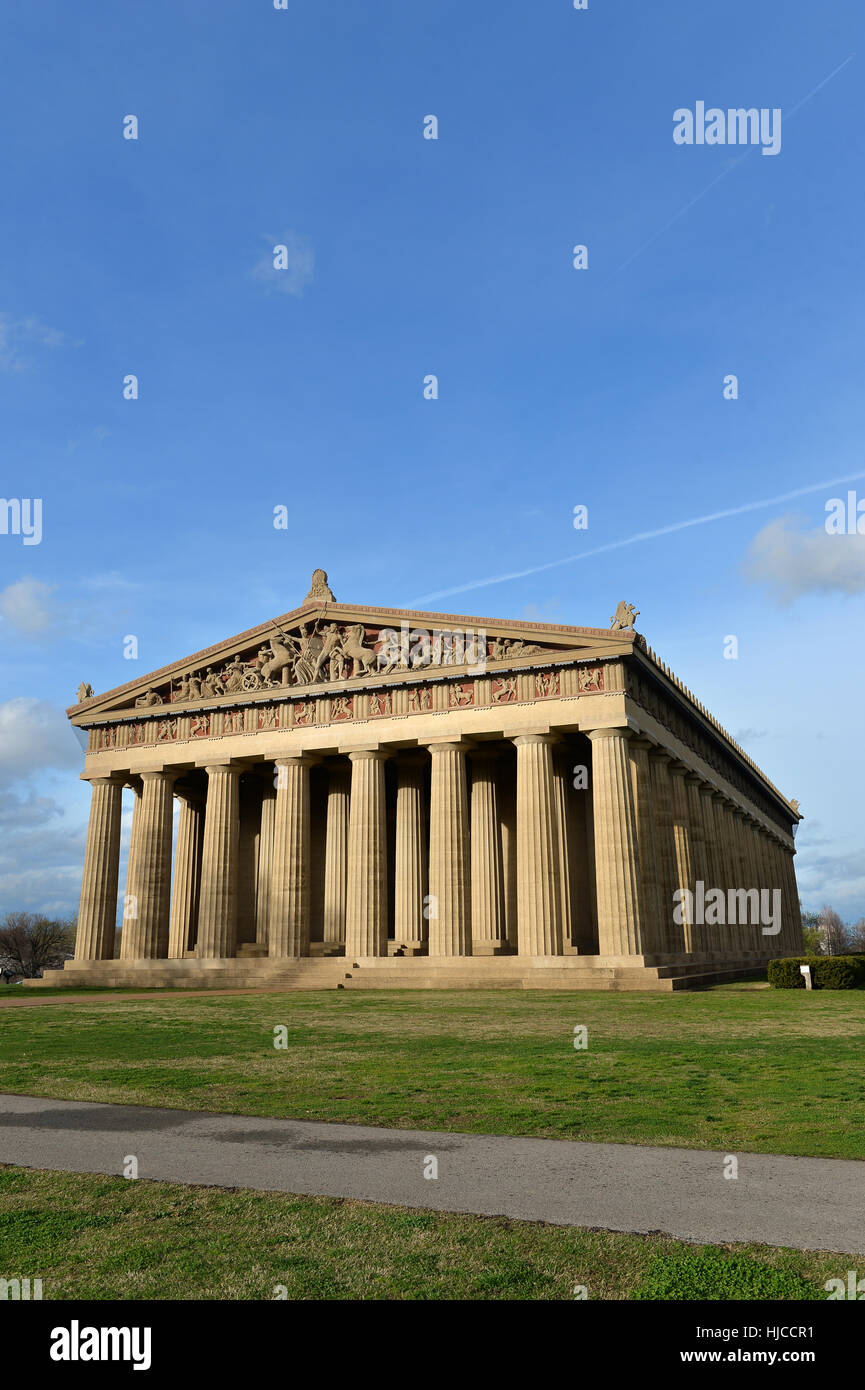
[567,768,595,953]
[782,844,803,954]
[75,777,124,961]
[587,728,646,956]
[120,770,176,959]
[255,776,276,947]
[685,775,710,952]
[499,771,518,950]
[470,749,505,953]
[197,764,241,959]
[648,748,682,952]
[269,755,316,958]
[394,755,428,949]
[729,807,752,954]
[552,753,574,950]
[700,784,721,899]
[345,750,389,957]
[743,813,762,896]
[766,833,793,954]
[669,762,697,953]
[237,778,261,946]
[513,733,564,956]
[168,787,205,958]
[630,738,665,954]
[323,763,350,947]
[428,741,472,956]
[709,791,733,955]
[120,780,143,953]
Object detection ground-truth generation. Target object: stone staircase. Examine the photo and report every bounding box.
[27,952,772,993]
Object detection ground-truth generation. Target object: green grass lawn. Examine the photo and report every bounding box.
[0,1165,842,1300]
[1,988,863,1158]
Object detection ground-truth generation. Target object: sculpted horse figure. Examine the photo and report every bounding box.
[341,625,378,677]
[261,635,296,684]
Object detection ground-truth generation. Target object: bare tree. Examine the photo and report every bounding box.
[818,905,849,957]
[847,918,865,955]
[0,912,75,979]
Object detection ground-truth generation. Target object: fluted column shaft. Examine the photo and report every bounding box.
[648,750,682,952]
[552,754,574,949]
[428,743,471,956]
[630,739,665,954]
[323,765,351,946]
[710,792,734,954]
[685,776,710,952]
[588,728,646,955]
[256,779,277,946]
[513,734,565,956]
[729,808,752,954]
[120,770,175,959]
[75,777,124,961]
[168,791,205,958]
[470,751,504,951]
[782,845,803,954]
[345,751,389,957]
[269,756,314,958]
[394,757,428,947]
[197,764,241,959]
[670,764,697,953]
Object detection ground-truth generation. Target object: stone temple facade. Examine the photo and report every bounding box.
[43,572,803,992]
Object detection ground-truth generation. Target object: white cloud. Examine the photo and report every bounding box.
[0,577,57,636]
[0,313,79,370]
[251,232,314,296]
[744,516,865,603]
[0,698,82,786]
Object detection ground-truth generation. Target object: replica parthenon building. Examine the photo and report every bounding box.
[47,571,803,992]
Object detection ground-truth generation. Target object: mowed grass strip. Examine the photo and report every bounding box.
[1,989,863,1158]
[0,1165,841,1301]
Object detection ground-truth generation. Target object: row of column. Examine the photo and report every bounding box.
[74,727,802,963]
[75,736,574,962]
[592,729,802,956]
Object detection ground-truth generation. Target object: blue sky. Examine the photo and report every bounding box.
[1,0,864,921]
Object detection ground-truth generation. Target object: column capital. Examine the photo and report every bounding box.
[586,725,632,743]
[83,773,125,788]
[273,752,320,768]
[628,735,655,753]
[140,767,180,784]
[511,732,560,748]
[646,742,674,762]
[347,747,391,762]
[427,738,475,752]
[204,762,243,777]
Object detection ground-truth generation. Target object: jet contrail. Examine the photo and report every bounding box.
[408,470,865,607]
[608,53,855,279]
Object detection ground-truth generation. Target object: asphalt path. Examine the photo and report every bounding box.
[1,1093,862,1254]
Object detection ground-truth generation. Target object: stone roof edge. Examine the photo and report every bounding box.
[635,642,800,822]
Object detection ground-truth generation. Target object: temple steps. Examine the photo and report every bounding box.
[28,953,774,993]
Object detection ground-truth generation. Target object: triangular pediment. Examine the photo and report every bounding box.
[68,597,637,723]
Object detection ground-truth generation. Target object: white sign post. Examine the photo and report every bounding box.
[799,964,813,991]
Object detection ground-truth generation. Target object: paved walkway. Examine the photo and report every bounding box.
[1,1093,862,1254]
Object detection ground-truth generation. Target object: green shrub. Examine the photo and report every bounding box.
[631,1248,825,1301]
[768,956,865,990]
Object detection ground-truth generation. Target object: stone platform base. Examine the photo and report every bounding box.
[27,953,775,993]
